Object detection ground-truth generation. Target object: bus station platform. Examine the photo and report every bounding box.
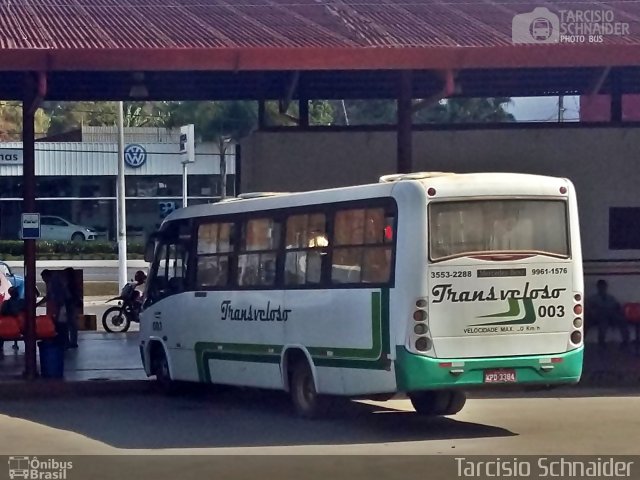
[0,330,638,398]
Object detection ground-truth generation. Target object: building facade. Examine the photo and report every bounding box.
[0,127,235,241]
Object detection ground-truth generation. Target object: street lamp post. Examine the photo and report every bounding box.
[116,102,128,290]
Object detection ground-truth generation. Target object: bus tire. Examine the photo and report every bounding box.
[151,346,178,395]
[409,391,450,416]
[443,390,467,415]
[290,361,333,419]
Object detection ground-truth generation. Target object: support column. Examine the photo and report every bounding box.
[397,70,413,174]
[234,144,242,196]
[610,69,623,123]
[258,99,266,129]
[22,74,39,380]
[299,74,309,128]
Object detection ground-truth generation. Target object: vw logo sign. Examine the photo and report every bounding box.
[124,144,147,168]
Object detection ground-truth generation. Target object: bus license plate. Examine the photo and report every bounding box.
[484,369,517,383]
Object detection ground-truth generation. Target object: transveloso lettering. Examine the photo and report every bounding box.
[431,282,566,304]
[220,300,291,322]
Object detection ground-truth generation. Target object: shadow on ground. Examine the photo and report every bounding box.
[0,386,515,450]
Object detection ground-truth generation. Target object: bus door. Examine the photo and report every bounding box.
[144,221,194,378]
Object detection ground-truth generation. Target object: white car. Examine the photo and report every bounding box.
[19,215,97,242]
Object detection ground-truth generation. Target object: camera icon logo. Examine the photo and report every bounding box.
[512,7,560,44]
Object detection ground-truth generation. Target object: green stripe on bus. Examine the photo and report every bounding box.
[194,289,391,382]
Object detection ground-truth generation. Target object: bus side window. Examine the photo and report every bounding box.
[237,217,281,287]
[331,207,394,285]
[284,213,328,286]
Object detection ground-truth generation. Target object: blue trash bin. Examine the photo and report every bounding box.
[38,340,64,378]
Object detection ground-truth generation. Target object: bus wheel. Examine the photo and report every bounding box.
[409,391,449,415]
[409,390,465,416]
[152,347,177,395]
[290,361,332,419]
[443,390,467,415]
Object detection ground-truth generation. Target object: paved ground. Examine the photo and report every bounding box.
[0,389,638,456]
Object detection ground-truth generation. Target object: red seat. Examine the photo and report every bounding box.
[0,316,21,339]
[17,314,56,339]
[624,303,640,355]
[623,303,640,324]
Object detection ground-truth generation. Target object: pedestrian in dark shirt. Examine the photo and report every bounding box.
[63,267,81,348]
[586,279,630,349]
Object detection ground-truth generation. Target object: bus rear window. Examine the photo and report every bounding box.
[429,200,569,261]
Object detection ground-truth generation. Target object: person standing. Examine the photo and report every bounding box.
[38,269,67,346]
[586,279,630,349]
[63,268,81,348]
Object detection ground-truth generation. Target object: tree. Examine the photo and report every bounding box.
[164,101,258,197]
[414,97,515,124]
[42,101,169,136]
[327,97,514,125]
[0,102,50,140]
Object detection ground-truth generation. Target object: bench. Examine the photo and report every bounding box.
[0,313,56,344]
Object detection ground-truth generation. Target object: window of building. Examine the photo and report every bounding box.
[284,213,327,285]
[237,218,281,287]
[196,222,235,288]
[331,207,394,284]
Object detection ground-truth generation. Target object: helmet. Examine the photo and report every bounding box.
[134,270,147,283]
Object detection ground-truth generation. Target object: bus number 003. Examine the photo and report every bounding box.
[537,305,565,318]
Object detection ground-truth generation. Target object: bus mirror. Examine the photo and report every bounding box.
[144,241,155,263]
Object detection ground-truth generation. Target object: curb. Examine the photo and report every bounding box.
[0,378,154,399]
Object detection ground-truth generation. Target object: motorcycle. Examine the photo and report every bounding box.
[101,282,142,333]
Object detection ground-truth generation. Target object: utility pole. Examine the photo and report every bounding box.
[116,101,128,290]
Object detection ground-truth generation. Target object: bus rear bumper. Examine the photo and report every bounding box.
[394,346,583,393]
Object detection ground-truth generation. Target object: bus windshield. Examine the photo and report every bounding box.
[429,199,569,261]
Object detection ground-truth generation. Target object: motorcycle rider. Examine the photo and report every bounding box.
[132,270,147,307]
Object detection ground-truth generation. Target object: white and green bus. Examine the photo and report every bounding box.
[140,172,583,418]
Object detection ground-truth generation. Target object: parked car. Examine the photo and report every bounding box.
[0,261,24,298]
[19,215,97,242]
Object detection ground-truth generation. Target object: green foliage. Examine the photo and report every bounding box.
[0,240,145,257]
[42,101,170,136]
[164,101,258,143]
[0,101,50,140]
[414,97,515,124]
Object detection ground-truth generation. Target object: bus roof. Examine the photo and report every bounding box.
[162,172,571,224]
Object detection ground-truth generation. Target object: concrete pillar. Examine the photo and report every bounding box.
[397,70,413,173]
[22,74,38,380]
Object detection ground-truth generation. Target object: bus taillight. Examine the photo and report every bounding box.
[574,304,583,315]
[415,337,432,352]
[413,310,427,322]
